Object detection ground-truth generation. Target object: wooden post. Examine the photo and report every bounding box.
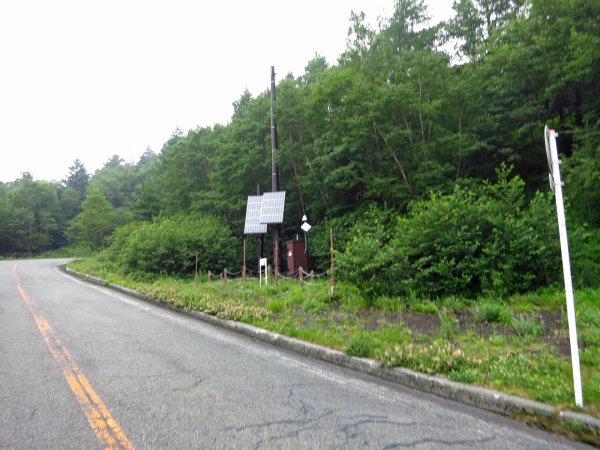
[299,266,304,288]
[329,227,335,293]
[242,240,247,281]
[274,240,279,286]
[310,270,315,283]
[224,268,228,282]
[208,270,212,281]
[195,250,199,279]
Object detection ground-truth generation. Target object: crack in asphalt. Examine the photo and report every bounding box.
[225,409,335,433]
[382,436,497,449]
[229,410,335,450]
[171,376,209,392]
[339,414,422,440]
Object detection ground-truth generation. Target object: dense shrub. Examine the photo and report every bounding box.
[338,169,563,298]
[335,207,397,297]
[570,225,600,288]
[104,213,237,275]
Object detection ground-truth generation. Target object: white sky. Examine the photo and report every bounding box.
[0,1,454,183]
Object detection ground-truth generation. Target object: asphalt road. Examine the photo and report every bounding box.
[0,259,593,449]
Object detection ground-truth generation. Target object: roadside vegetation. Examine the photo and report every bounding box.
[70,256,600,424]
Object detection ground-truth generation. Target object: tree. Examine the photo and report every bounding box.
[4,176,62,253]
[447,0,524,60]
[63,159,89,197]
[68,187,116,250]
[136,147,157,170]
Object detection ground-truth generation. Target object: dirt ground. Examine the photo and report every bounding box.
[399,308,571,355]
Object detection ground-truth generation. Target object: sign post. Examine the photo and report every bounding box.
[544,126,583,407]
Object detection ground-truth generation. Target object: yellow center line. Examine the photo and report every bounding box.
[11,263,135,450]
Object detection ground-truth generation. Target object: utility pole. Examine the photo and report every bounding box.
[270,66,282,273]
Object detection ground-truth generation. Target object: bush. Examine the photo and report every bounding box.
[338,168,562,299]
[335,206,397,297]
[570,224,600,288]
[412,301,438,314]
[512,315,544,340]
[476,302,513,326]
[346,334,377,357]
[105,213,237,275]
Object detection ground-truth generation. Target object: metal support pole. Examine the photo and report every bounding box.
[545,126,583,407]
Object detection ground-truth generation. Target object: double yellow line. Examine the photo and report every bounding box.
[12,264,135,450]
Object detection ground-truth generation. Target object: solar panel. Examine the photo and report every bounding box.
[259,191,285,225]
[243,196,267,235]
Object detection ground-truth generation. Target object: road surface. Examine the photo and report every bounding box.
[0,259,592,449]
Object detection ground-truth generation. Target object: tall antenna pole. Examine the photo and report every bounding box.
[270,66,282,274]
[270,66,279,192]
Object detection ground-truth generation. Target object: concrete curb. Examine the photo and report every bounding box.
[62,266,600,435]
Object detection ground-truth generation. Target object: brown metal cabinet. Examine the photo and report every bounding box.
[286,240,307,276]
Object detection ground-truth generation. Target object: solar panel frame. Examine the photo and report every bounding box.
[243,196,267,235]
[259,191,286,225]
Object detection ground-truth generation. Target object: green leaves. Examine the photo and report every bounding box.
[105,214,237,276]
[337,172,562,298]
[67,187,116,250]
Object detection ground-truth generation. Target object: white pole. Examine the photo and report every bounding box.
[545,126,583,407]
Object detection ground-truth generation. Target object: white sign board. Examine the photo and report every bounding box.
[259,258,268,286]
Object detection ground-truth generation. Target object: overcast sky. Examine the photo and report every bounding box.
[0,1,454,183]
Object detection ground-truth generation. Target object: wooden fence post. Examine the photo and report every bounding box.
[242,239,247,281]
[330,227,335,293]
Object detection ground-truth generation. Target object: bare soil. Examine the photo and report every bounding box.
[398,307,571,355]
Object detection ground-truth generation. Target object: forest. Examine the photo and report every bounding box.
[1,0,599,298]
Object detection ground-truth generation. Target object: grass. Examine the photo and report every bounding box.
[68,257,600,429]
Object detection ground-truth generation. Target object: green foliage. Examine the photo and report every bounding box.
[0,175,64,253]
[476,302,513,326]
[338,170,561,298]
[346,334,377,358]
[412,301,439,315]
[265,299,285,313]
[438,310,460,339]
[302,296,328,313]
[512,315,544,341]
[106,213,237,276]
[68,186,117,250]
[563,123,600,227]
[570,224,600,288]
